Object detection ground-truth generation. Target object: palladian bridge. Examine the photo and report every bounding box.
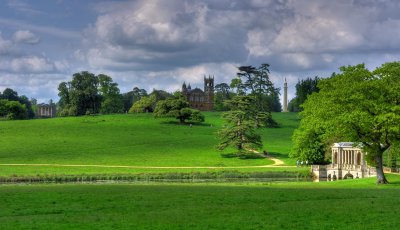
[312,142,376,181]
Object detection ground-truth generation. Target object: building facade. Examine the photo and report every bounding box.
[312,142,376,181]
[37,103,56,118]
[182,75,214,111]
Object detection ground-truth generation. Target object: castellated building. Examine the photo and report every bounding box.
[182,75,214,111]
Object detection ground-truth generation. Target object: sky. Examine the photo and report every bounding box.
[1,0,400,104]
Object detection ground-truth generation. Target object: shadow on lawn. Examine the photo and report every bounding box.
[160,121,214,127]
[221,152,266,160]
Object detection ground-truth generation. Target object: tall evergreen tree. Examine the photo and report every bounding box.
[217,95,262,156]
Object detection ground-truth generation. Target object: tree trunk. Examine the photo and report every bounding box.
[375,154,388,184]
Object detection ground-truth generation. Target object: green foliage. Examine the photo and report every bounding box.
[153,94,204,123]
[234,64,279,112]
[293,62,400,183]
[291,128,326,164]
[288,76,320,112]
[0,99,27,120]
[58,71,124,116]
[98,74,124,114]
[0,88,34,118]
[214,83,234,111]
[217,96,263,154]
[129,94,157,113]
[122,87,148,112]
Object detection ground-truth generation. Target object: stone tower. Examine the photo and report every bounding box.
[204,75,214,110]
[283,78,288,112]
[182,81,187,94]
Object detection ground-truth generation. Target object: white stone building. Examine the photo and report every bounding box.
[312,142,376,181]
[37,103,56,118]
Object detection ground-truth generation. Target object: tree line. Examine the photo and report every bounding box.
[0,88,35,120]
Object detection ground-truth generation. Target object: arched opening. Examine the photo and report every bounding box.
[356,152,361,165]
[332,175,337,181]
[343,173,354,179]
[327,174,332,181]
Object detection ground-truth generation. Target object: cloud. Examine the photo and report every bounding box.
[0,17,81,39]
[0,56,54,73]
[0,33,14,54]
[7,0,42,16]
[82,0,287,71]
[13,30,40,44]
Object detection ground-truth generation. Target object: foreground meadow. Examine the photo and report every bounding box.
[1,174,400,229]
[0,112,298,176]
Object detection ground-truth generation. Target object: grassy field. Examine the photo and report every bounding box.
[1,174,400,229]
[0,112,299,176]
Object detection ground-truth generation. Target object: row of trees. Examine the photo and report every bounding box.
[0,88,35,120]
[291,62,400,184]
[58,72,124,116]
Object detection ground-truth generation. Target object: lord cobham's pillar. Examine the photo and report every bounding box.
[283,78,288,112]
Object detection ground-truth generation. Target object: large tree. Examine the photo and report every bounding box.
[217,95,262,155]
[153,93,204,124]
[58,71,123,116]
[231,63,279,127]
[0,99,27,120]
[293,63,400,184]
[214,83,233,111]
[98,74,124,114]
[0,88,34,118]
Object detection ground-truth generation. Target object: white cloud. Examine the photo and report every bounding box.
[13,30,40,44]
[0,33,14,54]
[9,56,55,73]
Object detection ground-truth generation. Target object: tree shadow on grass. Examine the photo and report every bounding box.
[267,152,287,158]
[160,120,213,127]
[221,152,266,160]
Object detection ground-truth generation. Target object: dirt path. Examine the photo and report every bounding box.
[0,163,295,169]
[266,156,285,166]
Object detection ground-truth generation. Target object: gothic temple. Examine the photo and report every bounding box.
[182,75,214,111]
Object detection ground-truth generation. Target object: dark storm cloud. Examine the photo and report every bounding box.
[2,0,400,103]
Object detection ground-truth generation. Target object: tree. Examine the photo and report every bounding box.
[0,88,34,118]
[217,95,262,155]
[293,63,400,184]
[98,74,124,114]
[129,95,157,113]
[1,88,19,101]
[291,127,327,164]
[58,71,123,116]
[214,83,233,111]
[153,94,204,123]
[0,99,27,120]
[288,76,320,112]
[122,87,148,112]
[232,64,279,127]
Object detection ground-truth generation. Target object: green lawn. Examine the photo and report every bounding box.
[0,112,299,176]
[1,174,400,229]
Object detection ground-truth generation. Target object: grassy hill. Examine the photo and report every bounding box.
[0,112,300,176]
